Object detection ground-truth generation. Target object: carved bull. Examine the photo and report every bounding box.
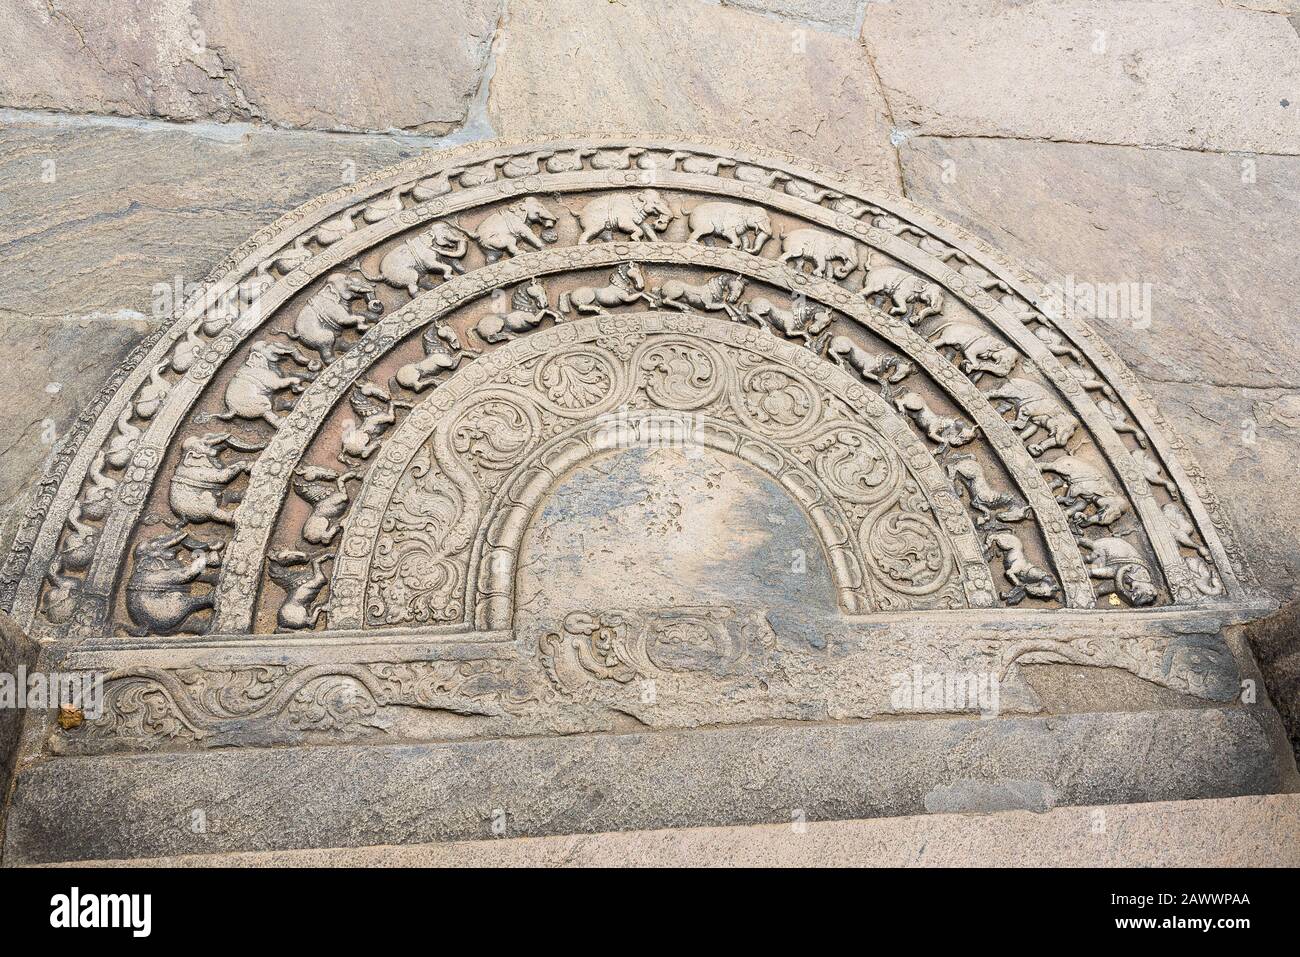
[684,201,774,253]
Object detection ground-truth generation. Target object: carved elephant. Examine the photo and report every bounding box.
[1078,537,1158,607]
[860,265,944,323]
[778,227,859,279]
[577,190,673,243]
[684,201,774,253]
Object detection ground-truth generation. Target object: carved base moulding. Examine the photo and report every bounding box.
[0,136,1279,763]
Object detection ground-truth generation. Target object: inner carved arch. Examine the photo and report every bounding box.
[0,136,1255,646]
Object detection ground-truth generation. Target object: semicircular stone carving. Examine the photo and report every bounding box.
[1,135,1256,668]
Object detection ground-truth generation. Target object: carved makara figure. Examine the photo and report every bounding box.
[984,530,1060,605]
[778,227,858,279]
[124,531,223,635]
[683,201,774,253]
[292,467,361,546]
[466,197,557,260]
[558,262,654,315]
[267,550,334,630]
[282,272,382,365]
[577,190,673,243]
[472,279,561,343]
[928,322,1019,382]
[947,454,1030,525]
[1039,455,1128,526]
[986,378,1079,456]
[169,432,262,525]
[656,273,746,318]
[1078,536,1158,606]
[360,222,467,296]
[340,382,412,462]
[394,322,479,392]
[860,264,944,324]
[744,295,831,345]
[825,335,914,385]
[892,391,979,449]
[208,339,316,428]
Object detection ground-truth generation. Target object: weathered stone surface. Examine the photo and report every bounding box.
[45,794,1300,867]
[0,611,39,849]
[0,115,426,316]
[1245,601,1300,759]
[899,135,1300,599]
[721,0,864,32]
[863,0,1300,154]
[0,0,501,133]
[488,0,899,190]
[0,314,160,562]
[4,706,1289,864]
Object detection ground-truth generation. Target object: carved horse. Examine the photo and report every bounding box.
[656,273,747,318]
[744,296,831,345]
[558,263,655,315]
[946,455,1030,525]
[472,279,561,343]
[984,530,1060,605]
[394,322,479,392]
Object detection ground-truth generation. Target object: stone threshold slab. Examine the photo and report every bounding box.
[24,793,1298,868]
[3,705,1290,865]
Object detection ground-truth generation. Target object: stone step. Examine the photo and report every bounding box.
[17,794,1299,868]
[4,704,1294,865]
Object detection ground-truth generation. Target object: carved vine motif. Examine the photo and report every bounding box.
[349,318,984,630]
[5,137,1247,642]
[51,659,544,752]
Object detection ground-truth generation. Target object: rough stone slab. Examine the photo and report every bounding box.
[39,793,1300,867]
[863,0,1300,154]
[899,135,1300,600]
[4,706,1288,864]
[488,0,900,191]
[0,313,160,563]
[0,115,426,317]
[0,0,501,133]
[721,0,864,32]
[0,611,39,848]
[1245,602,1300,760]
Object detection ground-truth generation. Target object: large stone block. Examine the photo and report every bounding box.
[863,0,1300,153]
[899,135,1300,600]
[4,705,1289,864]
[0,611,39,854]
[0,116,427,317]
[488,0,899,190]
[0,0,501,133]
[46,794,1300,867]
[0,314,160,562]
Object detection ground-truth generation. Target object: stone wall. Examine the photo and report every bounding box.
[2,0,1298,610]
